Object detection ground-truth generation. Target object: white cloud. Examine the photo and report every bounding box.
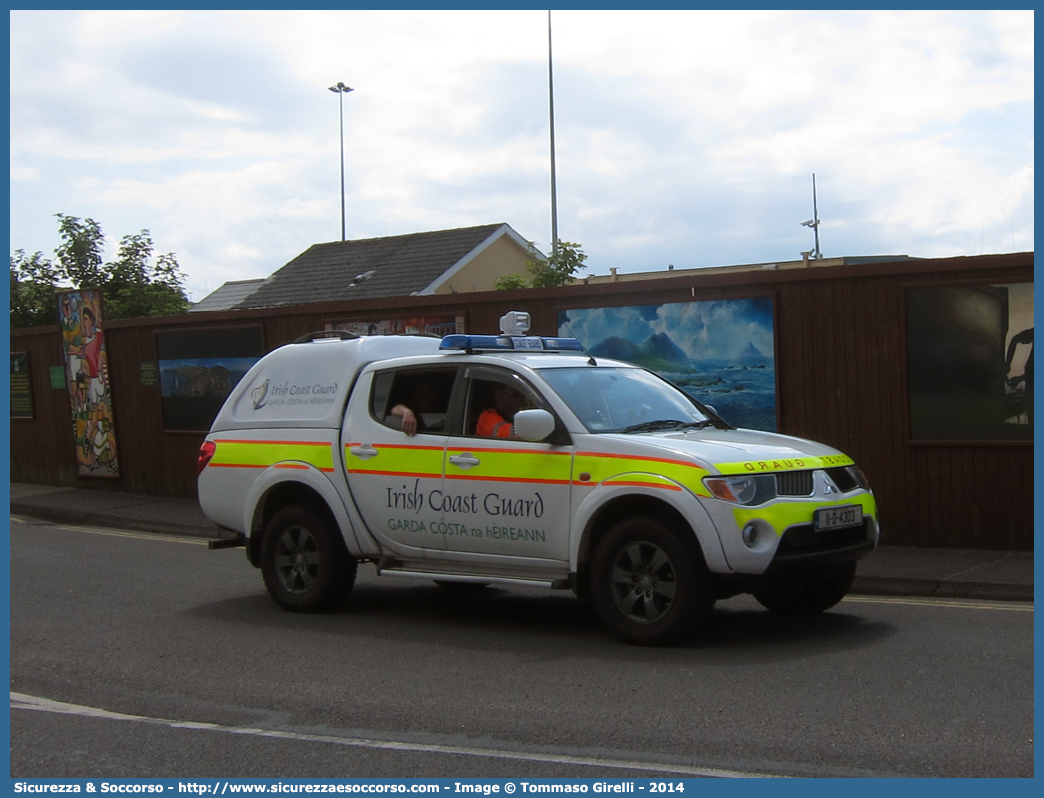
[9,9,1033,303]
[10,167,40,182]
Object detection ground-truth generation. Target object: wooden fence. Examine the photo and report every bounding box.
[10,251,1033,549]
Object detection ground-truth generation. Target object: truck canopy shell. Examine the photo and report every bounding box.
[210,335,443,432]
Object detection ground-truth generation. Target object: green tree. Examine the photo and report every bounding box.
[104,230,190,319]
[10,214,190,328]
[54,214,105,289]
[495,241,588,290]
[10,249,62,328]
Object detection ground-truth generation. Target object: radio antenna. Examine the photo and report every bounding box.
[800,173,822,259]
[561,320,596,366]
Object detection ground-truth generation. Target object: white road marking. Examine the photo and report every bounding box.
[12,517,209,545]
[844,595,1033,612]
[11,692,779,778]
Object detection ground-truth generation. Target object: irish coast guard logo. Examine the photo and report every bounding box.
[251,379,270,410]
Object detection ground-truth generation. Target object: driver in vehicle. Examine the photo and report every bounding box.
[476,384,526,438]
[390,379,439,436]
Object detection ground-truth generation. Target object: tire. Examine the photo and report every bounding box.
[753,561,856,616]
[260,504,357,612]
[590,517,714,646]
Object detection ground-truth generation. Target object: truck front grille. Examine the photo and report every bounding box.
[776,470,814,496]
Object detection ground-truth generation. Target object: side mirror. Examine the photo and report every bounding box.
[512,408,556,442]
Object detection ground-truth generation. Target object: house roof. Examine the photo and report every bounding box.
[188,279,266,312]
[233,223,527,310]
[575,254,918,285]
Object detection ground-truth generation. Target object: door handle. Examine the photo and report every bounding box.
[448,452,480,469]
[349,443,379,460]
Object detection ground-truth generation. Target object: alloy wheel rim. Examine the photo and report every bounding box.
[273,524,320,594]
[609,540,677,624]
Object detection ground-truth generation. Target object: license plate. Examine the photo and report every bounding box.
[814,505,863,531]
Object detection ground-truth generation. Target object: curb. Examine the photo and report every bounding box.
[852,576,1033,603]
[10,503,229,541]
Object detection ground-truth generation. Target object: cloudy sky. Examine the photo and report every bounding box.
[9,9,1034,303]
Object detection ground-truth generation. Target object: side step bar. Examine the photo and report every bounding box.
[376,558,571,590]
[208,533,246,550]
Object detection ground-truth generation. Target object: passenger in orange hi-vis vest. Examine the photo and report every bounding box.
[476,384,526,438]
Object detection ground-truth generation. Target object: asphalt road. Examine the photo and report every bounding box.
[9,517,1034,779]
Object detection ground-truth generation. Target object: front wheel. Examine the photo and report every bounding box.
[753,561,856,615]
[590,517,714,646]
[260,504,356,612]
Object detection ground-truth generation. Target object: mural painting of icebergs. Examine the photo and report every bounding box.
[558,298,777,431]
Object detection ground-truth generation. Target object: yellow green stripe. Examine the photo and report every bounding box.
[211,439,335,471]
[733,493,877,537]
[575,451,710,496]
[446,448,572,484]
[601,474,683,492]
[715,454,854,476]
[346,443,444,479]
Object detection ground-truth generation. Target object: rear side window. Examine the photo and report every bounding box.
[371,367,458,434]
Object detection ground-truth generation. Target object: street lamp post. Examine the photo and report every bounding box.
[547,12,559,258]
[328,81,354,242]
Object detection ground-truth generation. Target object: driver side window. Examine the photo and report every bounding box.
[462,369,540,438]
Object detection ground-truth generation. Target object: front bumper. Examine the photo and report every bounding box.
[702,485,878,575]
[762,518,877,575]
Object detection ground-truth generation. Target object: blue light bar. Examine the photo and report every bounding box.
[439,335,585,353]
[541,337,585,351]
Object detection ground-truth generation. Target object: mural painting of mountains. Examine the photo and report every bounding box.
[558,298,777,431]
[590,332,692,372]
[740,341,764,358]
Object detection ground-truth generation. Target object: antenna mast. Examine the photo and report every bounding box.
[800,173,822,259]
[812,173,821,259]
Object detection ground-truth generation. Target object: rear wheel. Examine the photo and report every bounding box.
[261,504,356,612]
[590,517,714,646]
[753,561,856,615]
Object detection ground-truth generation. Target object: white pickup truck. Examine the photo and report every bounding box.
[198,311,878,645]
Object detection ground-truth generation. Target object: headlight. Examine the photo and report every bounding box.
[849,465,870,490]
[703,474,776,505]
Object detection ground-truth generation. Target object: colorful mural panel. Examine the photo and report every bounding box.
[559,298,777,431]
[326,315,464,337]
[57,288,119,477]
[906,282,1033,441]
[157,327,264,431]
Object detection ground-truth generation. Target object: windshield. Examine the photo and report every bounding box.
[538,367,717,434]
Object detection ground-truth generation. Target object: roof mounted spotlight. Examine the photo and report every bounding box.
[440,310,581,352]
[499,311,531,336]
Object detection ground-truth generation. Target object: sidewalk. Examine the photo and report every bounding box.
[9,482,1034,602]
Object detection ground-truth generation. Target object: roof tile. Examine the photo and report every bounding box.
[235,223,510,309]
